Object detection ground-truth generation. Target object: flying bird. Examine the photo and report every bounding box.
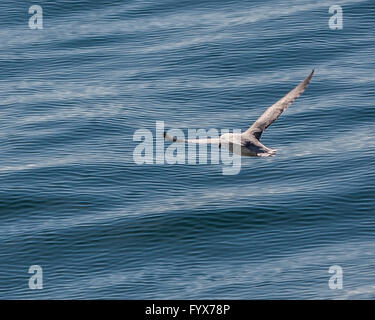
[164,70,314,157]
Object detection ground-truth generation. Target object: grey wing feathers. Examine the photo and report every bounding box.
[245,69,314,140]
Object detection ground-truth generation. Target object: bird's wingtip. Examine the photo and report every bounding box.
[306,69,315,81]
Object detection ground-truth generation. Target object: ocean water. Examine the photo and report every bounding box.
[0,0,374,299]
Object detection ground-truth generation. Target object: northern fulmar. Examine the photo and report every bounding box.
[164,69,314,157]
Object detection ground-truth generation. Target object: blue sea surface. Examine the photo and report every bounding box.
[0,0,374,299]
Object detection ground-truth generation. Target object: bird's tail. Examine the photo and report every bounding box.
[257,148,277,157]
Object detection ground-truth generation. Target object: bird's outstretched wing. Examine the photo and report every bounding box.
[164,132,220,144]
[244,69,314,140]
